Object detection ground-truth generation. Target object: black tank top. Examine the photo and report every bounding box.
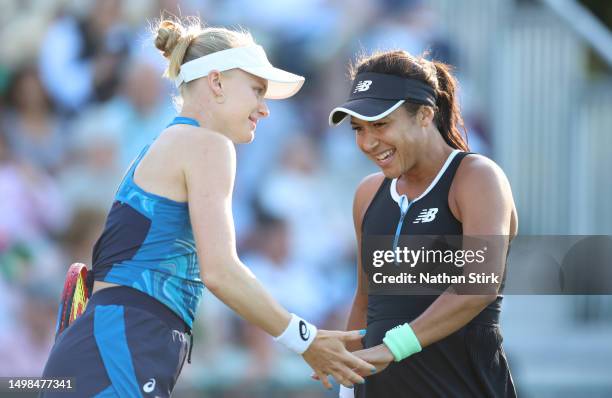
[362,150,502,334]
[357,150,515,398]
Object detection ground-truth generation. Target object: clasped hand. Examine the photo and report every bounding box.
[304,332,394,389]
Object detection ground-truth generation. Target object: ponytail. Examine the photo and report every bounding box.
[432,61,469,151]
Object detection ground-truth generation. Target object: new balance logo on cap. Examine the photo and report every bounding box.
[353,80,372,93]
[413,208,438,223]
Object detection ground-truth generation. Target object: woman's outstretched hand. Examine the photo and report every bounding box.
[302,329,377,389]
[310,342,395,385]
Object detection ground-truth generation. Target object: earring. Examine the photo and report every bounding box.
[215,94,225,104]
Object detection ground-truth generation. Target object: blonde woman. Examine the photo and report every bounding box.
[41,18,374,397]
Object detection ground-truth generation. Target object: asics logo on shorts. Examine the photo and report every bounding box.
[299,320,310,341]
[353,80,372,93]
[413,208,438,223]
[143,378,156,393]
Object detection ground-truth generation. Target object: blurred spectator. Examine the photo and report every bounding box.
[0,235,64,378]
[1,66,67,175]
[0,132,69,247]
[0,276,20,357]
[0,286,56,377]
[0,0,61,69]
[245,208,331,325]
[233,100,302,239]
[452,75,492,156]
[57,107,123,211]
[59,207,107,266]
[357,0,445,57]
[241,209,333,381]
[102,58,175,169]
[258,134,346,270]
[38,0,131,113]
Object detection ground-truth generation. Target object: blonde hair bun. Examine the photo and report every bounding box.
[155,20,185,58]
[152,17,254,81]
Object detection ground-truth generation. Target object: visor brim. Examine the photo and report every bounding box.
[329,99,405,126]
[241,66,305,100]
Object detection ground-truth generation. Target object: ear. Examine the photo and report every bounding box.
[207,70,224,97]
[418,106,435,127]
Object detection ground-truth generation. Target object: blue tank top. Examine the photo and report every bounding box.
[91,116,204,328]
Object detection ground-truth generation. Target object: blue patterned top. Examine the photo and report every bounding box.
[91,117,204,327]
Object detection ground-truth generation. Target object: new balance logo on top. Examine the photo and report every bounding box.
[413,208,438,223]
[353,80,372,93]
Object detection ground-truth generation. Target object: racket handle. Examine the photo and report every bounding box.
[85,271,94,298]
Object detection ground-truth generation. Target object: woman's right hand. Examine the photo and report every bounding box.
[351,343,394,375]
[302,329,376,389]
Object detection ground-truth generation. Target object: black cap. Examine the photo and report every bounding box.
[329,72,437,126]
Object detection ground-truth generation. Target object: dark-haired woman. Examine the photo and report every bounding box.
[329,50,518,397]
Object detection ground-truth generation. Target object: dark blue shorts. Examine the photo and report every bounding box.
[41,286,191,397]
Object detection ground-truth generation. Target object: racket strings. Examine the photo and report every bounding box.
[70,276,88,321]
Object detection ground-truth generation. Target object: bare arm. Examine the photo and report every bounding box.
[184,131,291,336]
[182,130,375,387]
[409,155,515,347]
[345,173,385,352]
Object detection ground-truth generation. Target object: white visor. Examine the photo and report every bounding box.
[175,45,304,100]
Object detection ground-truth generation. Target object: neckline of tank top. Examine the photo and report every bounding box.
[167,116,201,128]
[390,149,461,207]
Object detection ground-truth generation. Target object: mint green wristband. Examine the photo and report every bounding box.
[382,323,422,362]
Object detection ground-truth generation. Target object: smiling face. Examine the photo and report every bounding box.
[185,68,270,143]
[215,69,270,143]
[351,105,429,178]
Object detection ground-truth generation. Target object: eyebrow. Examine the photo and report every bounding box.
[350,118,388,127]
[350,117,362,126]
[255,78,268,92]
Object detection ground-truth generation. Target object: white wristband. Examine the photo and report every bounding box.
[339,385,354,398]
[273,313,317,354]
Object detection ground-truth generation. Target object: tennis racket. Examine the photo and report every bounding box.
[55,263,91,339]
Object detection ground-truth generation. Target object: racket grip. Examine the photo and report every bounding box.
[85,271,94,298]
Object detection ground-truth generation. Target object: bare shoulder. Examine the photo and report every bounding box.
[155,125,234,175]
[153,125,236,193]
[450,153,517,235]
[161,125,235,162]
[353,172,386,224]
[355,172,385,203]
[453,153,511,193]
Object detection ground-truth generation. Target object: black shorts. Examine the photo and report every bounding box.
[41,287,191,397]
[355,317,517,398]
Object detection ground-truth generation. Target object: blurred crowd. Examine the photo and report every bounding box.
[0,0,489,393]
